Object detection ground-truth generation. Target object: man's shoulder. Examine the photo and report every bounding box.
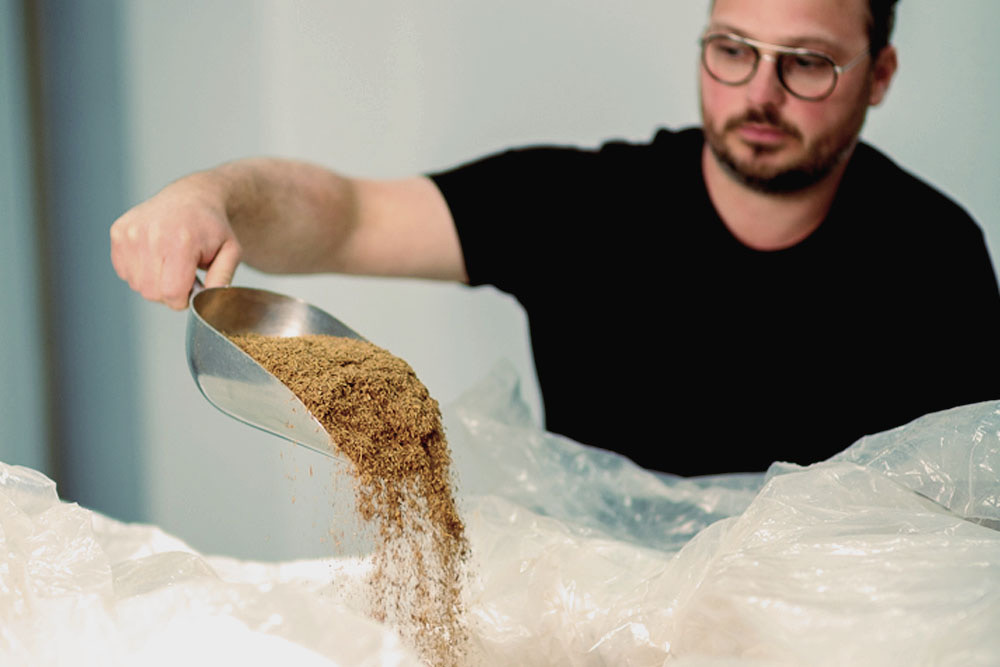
[849,142,978,227]
[841,141,986,252]
[584,126,704,189]
[431,126,701,182]
[598,126,703,156]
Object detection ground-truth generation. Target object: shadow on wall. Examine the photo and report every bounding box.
[27,0,145,521]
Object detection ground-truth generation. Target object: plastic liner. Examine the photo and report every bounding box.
[1,363,999,665]
[0,462,420,667]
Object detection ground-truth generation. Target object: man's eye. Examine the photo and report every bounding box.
[716,42,753,59]
[789,54,829,71]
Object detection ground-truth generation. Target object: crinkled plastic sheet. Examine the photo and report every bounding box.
[0,464,417,667]
[1,363,999,665]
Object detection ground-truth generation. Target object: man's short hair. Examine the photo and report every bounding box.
[867,0,900,57]
[707,1,901,58]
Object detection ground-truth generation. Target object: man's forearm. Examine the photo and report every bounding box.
[110,155,466,309]
[207,158,466,281]
[207,157,360,275]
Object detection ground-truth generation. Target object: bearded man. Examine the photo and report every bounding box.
[111,0,1000,475]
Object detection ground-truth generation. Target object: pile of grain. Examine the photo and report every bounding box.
[228,333,469,666]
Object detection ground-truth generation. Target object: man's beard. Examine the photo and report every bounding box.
[703,104,866,194]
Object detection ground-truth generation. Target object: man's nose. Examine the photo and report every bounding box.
[745,54,786,108]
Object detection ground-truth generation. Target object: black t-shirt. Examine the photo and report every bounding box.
[430,127,1000,475]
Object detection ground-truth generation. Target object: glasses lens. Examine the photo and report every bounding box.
[779,52,837,100]
[702,36,757,84]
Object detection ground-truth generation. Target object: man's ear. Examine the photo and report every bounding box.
[868,45,898,106]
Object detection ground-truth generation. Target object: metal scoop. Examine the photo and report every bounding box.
[186,279,364,458]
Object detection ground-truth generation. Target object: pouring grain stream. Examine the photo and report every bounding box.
[228,333,469,667]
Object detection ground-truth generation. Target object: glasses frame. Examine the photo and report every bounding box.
[700,32,870,102]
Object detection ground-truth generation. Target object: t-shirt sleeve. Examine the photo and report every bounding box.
[429,145,610,299]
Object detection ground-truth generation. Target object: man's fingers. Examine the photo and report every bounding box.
[203,238,242,289]
[109,216,137,285]
[159,248,198,311]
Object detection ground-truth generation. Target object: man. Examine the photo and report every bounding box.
[110,0,1000,475]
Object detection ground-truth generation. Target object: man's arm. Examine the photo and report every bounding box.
[109,157,466,310]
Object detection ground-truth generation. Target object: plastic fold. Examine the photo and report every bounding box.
[1,363,997,665]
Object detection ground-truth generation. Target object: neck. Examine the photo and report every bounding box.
[701,144,853,251]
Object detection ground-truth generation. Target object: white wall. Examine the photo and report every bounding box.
[117,1,1000,560]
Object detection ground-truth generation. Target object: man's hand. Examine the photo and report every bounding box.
[110,174,243,310]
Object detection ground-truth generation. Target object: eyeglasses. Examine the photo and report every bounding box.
[700,33,869,101]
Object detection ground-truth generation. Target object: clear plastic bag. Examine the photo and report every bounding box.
[1,363,998,665]
[449,366,1000,665]
[0,463,420,666]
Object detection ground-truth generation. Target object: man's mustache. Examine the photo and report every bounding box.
[723,108,802,141]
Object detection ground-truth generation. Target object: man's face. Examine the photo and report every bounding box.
[700,0,878,193]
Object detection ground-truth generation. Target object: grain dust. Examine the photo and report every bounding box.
[228,333,469,666]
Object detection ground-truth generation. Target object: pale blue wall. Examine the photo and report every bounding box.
[0,0,46,472]
[28,0,145,520]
